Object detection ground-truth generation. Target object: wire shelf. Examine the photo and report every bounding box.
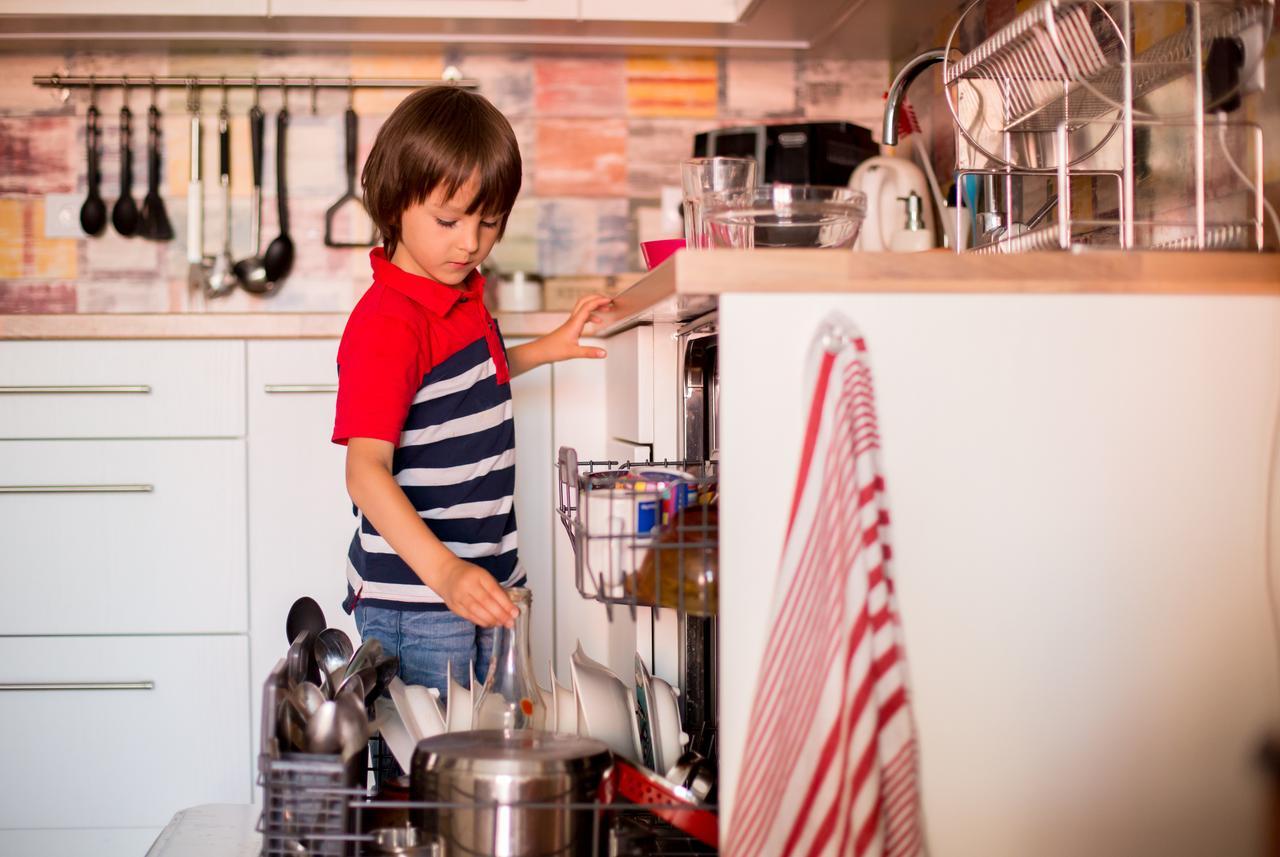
[556,446,719,620]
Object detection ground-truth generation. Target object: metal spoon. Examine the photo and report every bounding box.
[291,680,326,719]
[335,693,370,762]
[305,700,342,755]
[206,84,238,297]
[79,96,106,237]
[314,627,354,684]
[111,90,138,237]
[285,596,326,645]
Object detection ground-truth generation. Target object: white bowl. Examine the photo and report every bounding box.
[650,674,688,777]
[445,660,473,733]
[551,659,577,735]
[570,642,641,763]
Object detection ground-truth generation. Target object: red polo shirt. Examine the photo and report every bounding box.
[333,249,511,446]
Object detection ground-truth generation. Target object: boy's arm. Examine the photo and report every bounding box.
[345,437,517,628]
[507,294,611,378]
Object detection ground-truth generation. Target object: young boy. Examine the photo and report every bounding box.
[331,85,608,699]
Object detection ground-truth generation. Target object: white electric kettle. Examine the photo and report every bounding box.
[847,156,934,251]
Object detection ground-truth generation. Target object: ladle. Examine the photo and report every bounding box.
[233,80,269,291]
[256,82,295,290]
[285,596,326,644]
[111,79,138,237]
[78,82,106,237]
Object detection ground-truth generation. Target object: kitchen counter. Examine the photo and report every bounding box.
[0,311,570,340]
[596,249,1280,335]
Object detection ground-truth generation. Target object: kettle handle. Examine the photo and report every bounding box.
[855,162,890,252]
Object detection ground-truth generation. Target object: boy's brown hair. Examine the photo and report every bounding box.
[363,86,522,258]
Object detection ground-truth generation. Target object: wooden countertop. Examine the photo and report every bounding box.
[0,311,569,340]
[595,249,1280,335]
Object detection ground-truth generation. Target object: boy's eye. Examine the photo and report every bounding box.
[481,219,500,229]
[435,218,457,228]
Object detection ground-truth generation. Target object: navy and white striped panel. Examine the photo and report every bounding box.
[347,337,523,610]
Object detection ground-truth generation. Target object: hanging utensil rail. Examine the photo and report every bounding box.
[31,74,478,91]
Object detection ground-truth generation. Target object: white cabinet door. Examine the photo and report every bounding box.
[0,438,247,635]
[579,0,738,21]
[246,340,355,765]
[509,339,555,687]
[268,0,577,18]
[0,635,251,838]
[604,326,654,462]
[0,340,245,440]
[0,0,265,11]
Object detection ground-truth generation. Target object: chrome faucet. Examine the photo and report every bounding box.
[882,48,948,146]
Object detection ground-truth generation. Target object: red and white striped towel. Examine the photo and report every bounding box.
[725,320,926,857]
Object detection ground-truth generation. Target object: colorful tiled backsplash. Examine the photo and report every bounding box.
[0,48,888,314]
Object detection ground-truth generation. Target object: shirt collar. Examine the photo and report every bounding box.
[369,248,485,316]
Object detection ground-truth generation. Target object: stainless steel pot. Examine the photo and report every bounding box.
[409,730,612,857]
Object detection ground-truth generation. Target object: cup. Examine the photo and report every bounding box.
[680,157,758,248]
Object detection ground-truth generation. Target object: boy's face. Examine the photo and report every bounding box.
[392,173,503,287]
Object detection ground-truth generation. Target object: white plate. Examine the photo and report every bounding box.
[445,660,472,733]
[650,674,687,777]
[405,683,446,740]
[387,677,423,744]
[373,697,417,772]
[571,642,641,763]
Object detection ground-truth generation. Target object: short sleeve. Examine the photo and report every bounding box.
[332,310,425,446]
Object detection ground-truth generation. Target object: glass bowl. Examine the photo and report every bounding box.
[702,184,867,249]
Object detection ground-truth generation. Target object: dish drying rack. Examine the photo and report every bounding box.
[942,0,1274,252]
[556,446,719,620]
[257,660,718,856]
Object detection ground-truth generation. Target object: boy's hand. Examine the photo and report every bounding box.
[544,294,611,362]
[437,556,518,628]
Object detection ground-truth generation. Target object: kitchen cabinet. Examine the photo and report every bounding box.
[0,635,251,857]
[266,0,577,18]
[578,0,739,21]
[0,439,247,635]
[0,340,244,440]
[0,0,266,13]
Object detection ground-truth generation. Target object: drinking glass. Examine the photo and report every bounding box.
[680,157,758,248]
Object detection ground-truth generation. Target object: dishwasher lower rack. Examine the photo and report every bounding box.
[258,738,717,856]
[556,446,719,619]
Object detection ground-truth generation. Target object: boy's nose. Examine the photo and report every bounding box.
[458,223,480,254]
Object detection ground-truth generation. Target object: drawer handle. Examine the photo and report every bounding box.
[0,385,152,394]
[0,681,155,691]
[264,384,338,394]
[0,484,154,494]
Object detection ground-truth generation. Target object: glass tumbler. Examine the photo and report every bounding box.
[472,587,547,731]
[680,157,758,248]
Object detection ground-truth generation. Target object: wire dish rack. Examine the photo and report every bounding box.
[942,0,1274,252]
[258,662,718,856]
[556,446,719,619]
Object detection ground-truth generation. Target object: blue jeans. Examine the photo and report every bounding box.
[353,603,495,707]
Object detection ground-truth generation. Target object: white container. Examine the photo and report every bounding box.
[496,271,543,312]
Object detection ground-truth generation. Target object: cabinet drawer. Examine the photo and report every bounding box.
[0,439,247,634]
[0,340,244,439]
[0,634,251,831]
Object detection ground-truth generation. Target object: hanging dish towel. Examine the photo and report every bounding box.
[725,316,926,857]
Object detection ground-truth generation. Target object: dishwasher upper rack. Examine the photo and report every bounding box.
[944,0,1275,172]
[557,446,718,620]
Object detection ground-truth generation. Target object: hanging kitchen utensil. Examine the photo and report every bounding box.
[206,81,238,297]
[186,82,214,295]
[233,81,269,291]
[324,82,377,248]
[138,79,174,241]
[78,79,106,237]
[256,82,295,290]
[111,78,138,237]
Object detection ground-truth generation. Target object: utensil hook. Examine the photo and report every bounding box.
[120,74,129,106]
[251,75,259,108]
[279,77,289,113]
[87,74,97,110]
[309,77,318,115]
[347,77,354,109]
[149,76,158,108]
[219,76,229,121]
